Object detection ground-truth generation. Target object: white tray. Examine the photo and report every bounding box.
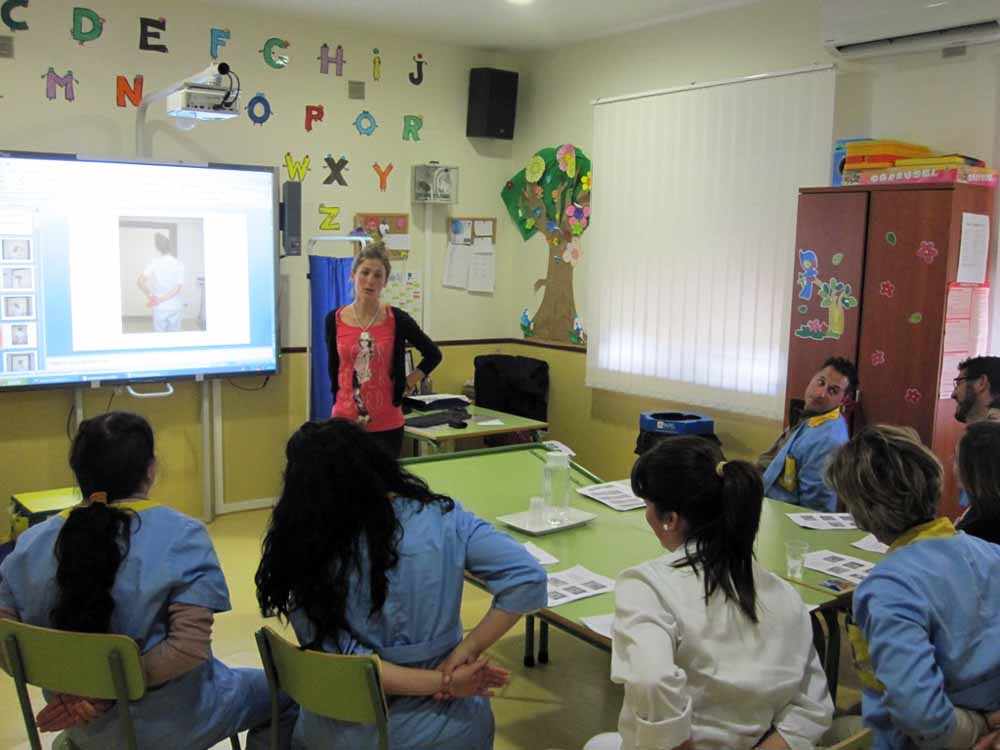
[496,507,596,536]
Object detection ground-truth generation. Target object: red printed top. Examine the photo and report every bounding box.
[331,306,404,432]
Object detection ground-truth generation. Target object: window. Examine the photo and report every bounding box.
[585,66,836,418]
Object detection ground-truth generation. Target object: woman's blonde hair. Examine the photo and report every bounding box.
[825,424,941,540]
[352,240,391,276]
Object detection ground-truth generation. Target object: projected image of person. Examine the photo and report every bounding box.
[1,239,31,261]
[11,325,28,346]
[2,268,33,290]
[137,234,185,332]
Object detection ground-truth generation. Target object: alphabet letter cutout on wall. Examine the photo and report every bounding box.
[402,115,423,142]
[43,68,79,101]
[372,48,381,81]
[319,204,341,231]
[323,155,349,186]
[262,38,289,69]
[116,74,143,107]
[372,162,393,192]
[139,17,167,53]
[318,43,346,76]
[409,53,426,85]
[305,105,324,132]
[1,0,28,32]
[284,153,311,181]
[247,92,272,125]
[71,7,103,44]
[210,28,230,59]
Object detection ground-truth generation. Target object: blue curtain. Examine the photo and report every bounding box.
[309,256,354,422]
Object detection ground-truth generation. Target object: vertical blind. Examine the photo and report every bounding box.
[585,67,835,419]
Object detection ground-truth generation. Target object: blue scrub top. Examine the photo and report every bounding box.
[762,411,848,512]
[0,501,272,750]
[290,496,548,750]
[854,533,1000,749]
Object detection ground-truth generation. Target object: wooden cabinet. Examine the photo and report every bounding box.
[788,184,994,518]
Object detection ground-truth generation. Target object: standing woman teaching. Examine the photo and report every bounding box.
[326,240,441,457]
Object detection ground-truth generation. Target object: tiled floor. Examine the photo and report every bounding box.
[1,508,859,749]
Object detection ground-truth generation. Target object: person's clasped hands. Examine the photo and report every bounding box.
[35,692,114,732]
[432,640,510,702]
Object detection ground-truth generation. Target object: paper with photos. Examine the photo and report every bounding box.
[547,565,615,607]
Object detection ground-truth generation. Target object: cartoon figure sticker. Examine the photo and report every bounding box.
[318,204,341,231]
[42,68,79,101]
[323,155,348,186]
[318,43,345,76]
[372,162,393,192]
[409,53,427,85]
[71,7,104,44]
[519,308,534,338]
[283,153,310,181]
[372,48,381,81]
[247,92,273,125]
[797,249,819,301]
[792,277,857,341]
[354,110,377,136]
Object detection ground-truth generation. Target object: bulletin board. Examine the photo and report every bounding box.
[443,217,497,293]
[353,212,410,260]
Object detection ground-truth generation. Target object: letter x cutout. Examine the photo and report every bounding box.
[323,156,348,186]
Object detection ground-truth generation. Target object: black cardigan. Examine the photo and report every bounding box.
[325,305,442,407]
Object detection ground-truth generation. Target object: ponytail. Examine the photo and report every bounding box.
[51,412,153,633]
[632,437,763,622]
[51,503,133,633]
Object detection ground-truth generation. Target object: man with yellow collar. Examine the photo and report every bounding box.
[759,357,856,512]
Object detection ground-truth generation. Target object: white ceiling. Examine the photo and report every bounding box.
[212,0,761,51]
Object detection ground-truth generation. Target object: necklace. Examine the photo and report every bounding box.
[352,302,380,343]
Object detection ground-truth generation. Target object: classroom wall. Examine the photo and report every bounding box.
[0,0,518,525]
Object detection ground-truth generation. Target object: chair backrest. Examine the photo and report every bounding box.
[825,728,873,750]
[473,354,549,421]
[1,619,147,750]
[0,619,145,700]
[256,626,388,727]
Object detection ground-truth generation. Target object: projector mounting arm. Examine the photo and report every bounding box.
[134,62,233,158]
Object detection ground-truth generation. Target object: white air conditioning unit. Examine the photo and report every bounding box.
[412,164,459,204]
[822,0,1000,60]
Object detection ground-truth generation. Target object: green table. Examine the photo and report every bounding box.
[403,445,852,695]
[404,405,548,454]
[10,487,81,539]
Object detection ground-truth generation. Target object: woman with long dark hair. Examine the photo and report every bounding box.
[0,412,294,749]
[586,436,832,750]
[256,418,547,750]
[956,420,1000,544]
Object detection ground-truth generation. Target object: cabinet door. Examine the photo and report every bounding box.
[785,192,867,425]
[857,189,953,445]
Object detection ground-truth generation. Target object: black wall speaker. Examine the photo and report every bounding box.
[466,68,518,140]
[280,180,302,256]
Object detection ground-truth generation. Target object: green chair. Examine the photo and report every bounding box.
[255,626,389,750]
[0,618,240,750]
[825,728,873,750]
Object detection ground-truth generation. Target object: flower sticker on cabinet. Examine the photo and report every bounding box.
[915,241,939,264]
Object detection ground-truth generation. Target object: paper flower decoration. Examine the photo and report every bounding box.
[532,185,543,197]
[806,318,829,334]
[904,388,922,405]
[556,144,577,178]
[562,239,583,266]
[550,235,561,247]
[916,241,938,264]
[879,280,896,298]
[525,155,545,183]
[565,203,590,234]
[871,350,886,367]
[525,218,535,230]
[581,171,592,192]
[546,220,558,233]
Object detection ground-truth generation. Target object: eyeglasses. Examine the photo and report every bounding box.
[953,377,971,387]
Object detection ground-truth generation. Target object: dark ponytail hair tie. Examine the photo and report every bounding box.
[715,461,727,477]
[88,491,108,505]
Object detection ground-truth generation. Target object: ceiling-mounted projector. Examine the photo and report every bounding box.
[167,84,240,121]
